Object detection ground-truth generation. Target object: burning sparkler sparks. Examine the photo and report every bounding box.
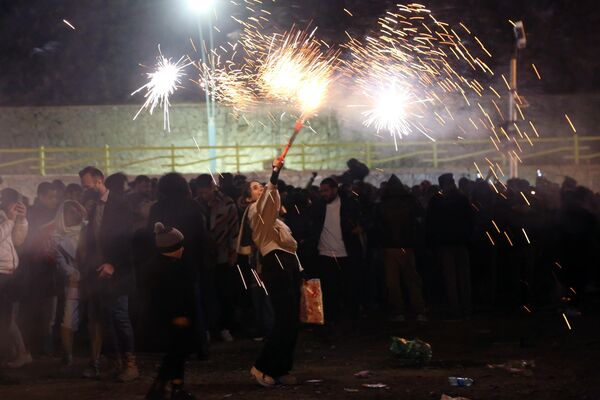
[132,50,190,132]
[257,29,336,117]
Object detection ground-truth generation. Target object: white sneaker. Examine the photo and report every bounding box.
[220,329,234,342]
[250,366,275,388]
[416,314,428,322]
[388,315,406,322]
[6,353,33,368]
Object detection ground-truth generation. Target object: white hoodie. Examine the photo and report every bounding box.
[0,210,28,275]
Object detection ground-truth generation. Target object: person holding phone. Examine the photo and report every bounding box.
[0,188,28,365]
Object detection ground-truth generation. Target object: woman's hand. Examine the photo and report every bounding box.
[272,158,284,171]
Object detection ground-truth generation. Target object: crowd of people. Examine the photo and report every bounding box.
[0,157,598,399]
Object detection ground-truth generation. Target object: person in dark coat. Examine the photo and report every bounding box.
[79,166,138,381]
[24,182,59,355]
[426,173,474,319]
[145,223,196,400]
[309,177,363,322]
[376,175,427,321]
[147,173,208,358]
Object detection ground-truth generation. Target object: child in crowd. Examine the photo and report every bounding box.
[146,222,195,400]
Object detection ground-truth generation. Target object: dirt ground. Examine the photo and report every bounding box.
[1,310,599,400]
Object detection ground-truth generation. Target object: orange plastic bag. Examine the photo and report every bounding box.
[300,279,324,325]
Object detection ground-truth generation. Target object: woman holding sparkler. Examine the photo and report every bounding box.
[246,158,302,388]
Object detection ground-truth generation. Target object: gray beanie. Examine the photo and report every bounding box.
[154,222,184,253]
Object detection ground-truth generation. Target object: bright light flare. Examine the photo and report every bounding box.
[362,85,412,138]
[132,53,189,132]
[186,0,215,14]
[257,29,336,117]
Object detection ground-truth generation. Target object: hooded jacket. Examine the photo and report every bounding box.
[376,175,424,249]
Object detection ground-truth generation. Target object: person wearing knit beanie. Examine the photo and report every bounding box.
[154,222,184,256]
[147,222,195,400]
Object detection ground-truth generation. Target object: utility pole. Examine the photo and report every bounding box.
[507,21,526,178]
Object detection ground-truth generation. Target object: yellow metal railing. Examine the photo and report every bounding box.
[1,136,599,176]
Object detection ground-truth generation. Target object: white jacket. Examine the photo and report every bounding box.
[0,210,28,275]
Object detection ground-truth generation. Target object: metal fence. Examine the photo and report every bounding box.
[1,136,599,176]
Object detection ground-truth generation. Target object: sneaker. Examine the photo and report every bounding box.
[6,353,33,368]
[388,315,406,322]
[416,314,428,322]
[82,361,100,379]
[276,374,298,385]
[220,329,234,342]
[250,366,275,388]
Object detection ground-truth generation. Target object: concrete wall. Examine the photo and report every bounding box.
[1,95,599,192]
[0,103,344,174]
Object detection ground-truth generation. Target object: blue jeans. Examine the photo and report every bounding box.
[103,295,135,354]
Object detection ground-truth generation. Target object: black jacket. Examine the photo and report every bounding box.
[147,198,207,282]
[83,191,134,296]
[309,194,362,259]
[426,189,473,246]
[153,255,196,323]
[376,186,424,249]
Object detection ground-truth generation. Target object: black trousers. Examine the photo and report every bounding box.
[317,255,360,321]
[157,325,193,382]
[254,250,301,378]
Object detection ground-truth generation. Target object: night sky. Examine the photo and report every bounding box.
[1,0,598,106]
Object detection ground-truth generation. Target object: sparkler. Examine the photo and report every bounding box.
[340,3,496,143]
[257,29,335,161]
[132,50,189,132]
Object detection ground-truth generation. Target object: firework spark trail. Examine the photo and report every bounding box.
[62,19,76,30]
[199,26,336,119]
[132,50,189,132]
[256,28,337,118]
[339,4,497,142]
[147,1,544,179]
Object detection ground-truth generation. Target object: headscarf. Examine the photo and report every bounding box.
[53,200,87,239]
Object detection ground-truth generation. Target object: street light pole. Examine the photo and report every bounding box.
[508,21,526,178]
[189,0,218,171]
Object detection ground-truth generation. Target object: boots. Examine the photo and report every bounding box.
[118,352,140,382]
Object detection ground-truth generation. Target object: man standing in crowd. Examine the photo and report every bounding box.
[311,177,363,323]
[426,173,474,319]
[79,166,138,381]
[195,174,240,342]
[25,182,60,356]
[377,175,427,322]
[0,189,28,366]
